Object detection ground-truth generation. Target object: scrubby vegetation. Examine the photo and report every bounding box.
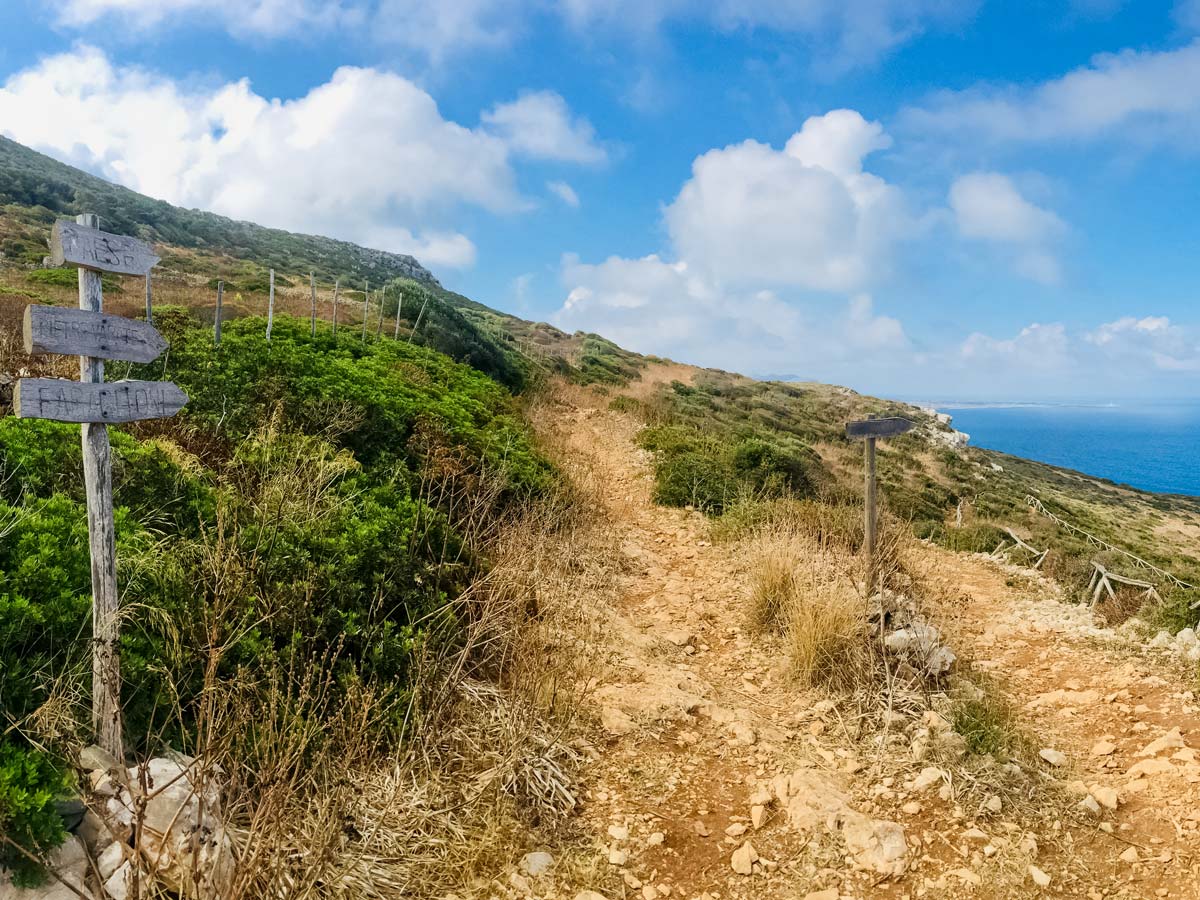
[0,311,552,879]
[0,136,434,286]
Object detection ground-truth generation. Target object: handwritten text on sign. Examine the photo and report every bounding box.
[14,379,188,424]
[50,221,160,277]
[24,305,168,364]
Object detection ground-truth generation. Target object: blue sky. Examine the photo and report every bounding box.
[2,0,1200,400]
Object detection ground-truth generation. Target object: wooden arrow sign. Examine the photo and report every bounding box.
[50,220,160,276]
[14,378,188,423]
[846,417,916,439]
[24,305,168,363]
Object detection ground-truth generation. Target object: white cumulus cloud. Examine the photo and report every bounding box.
[903,40,1200,148]
[0,47,599,270]
[960,322,1071,370]
[949,172,1066,284]
[553,109,919,378]
[1086,316,1200,371]
[664,109,910,292]
[482,91,606,164]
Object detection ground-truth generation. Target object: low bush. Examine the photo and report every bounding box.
[0,310,555,875]
[950,676,1031,762]
[1146,587,1200,634]
[28,268,120,292]
[639,426,824,515]
[0,741,71,886]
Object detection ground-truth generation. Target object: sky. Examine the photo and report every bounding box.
[2,1,1200,401]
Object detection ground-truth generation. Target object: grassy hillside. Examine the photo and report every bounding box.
[0,136,436,287]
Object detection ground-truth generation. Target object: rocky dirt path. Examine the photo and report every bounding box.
[924,552,1200,898]
[519,389,1200,900]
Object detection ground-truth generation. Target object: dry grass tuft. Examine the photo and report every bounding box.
[747,524,873,690]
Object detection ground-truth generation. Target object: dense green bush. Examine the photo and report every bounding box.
[0,310,553,873]
[640,425,823,515]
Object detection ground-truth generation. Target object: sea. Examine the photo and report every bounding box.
[927,402,1200,497]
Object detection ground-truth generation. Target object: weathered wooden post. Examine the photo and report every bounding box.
[214,280,223,346]
[309,272,317,337]
[266,268,275,341]
[361,279,370,342]
[409,291,430,344]
[393,288,403,340]
[376,287,385,339]
[332,279,340,336]
[144,271,152,324]
[16,215,188,760]
[846,415,914,592]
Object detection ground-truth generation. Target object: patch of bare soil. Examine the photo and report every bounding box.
[497,386,1200,900]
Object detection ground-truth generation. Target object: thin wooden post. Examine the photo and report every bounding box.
[309,272,317,337]
[376,287,385,338]
[361,279,370,342]
[214,280,223,346]
[332,279,340,336]
[864,435,877,587]
[394,288,403,340]
[266,268,275,341]
[144,271,152,324]
[409,291,430,344]
[76,213,123,761]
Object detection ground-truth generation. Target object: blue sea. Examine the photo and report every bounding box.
[930,402,1200,497]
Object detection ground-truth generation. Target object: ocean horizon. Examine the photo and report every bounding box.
[923,400,1200,497]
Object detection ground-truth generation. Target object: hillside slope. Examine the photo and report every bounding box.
[0,136,436,287]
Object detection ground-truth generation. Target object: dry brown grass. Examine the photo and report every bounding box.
[746,522,874,690]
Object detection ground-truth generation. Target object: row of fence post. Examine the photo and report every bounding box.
[204,271,420,347]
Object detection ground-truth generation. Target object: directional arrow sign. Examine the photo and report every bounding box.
[846,417,916,440]
[14,378,188,424]
[50,220,160,276]
[24,305,168,363]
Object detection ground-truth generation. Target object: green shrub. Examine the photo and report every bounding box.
[608,396,642,415]
[28,268,120,292]
[0,741,70,886]
[1148,587,1200,634]
[928,523,1007,554]
[0,311,557,877]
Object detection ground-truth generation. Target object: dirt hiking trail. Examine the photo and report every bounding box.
[514,388,1200,900]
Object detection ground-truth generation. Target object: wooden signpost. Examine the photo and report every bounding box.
[16,214,187,761]
[846,415,915,589]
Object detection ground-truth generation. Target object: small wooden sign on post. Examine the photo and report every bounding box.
[845,415,914,590]
[16,215,187,761]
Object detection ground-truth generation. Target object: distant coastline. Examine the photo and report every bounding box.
[921,401,1200,497]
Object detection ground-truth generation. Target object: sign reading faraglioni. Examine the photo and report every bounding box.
[14,378,188,423]
[24,305,169,363]
[50,220,160,276]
